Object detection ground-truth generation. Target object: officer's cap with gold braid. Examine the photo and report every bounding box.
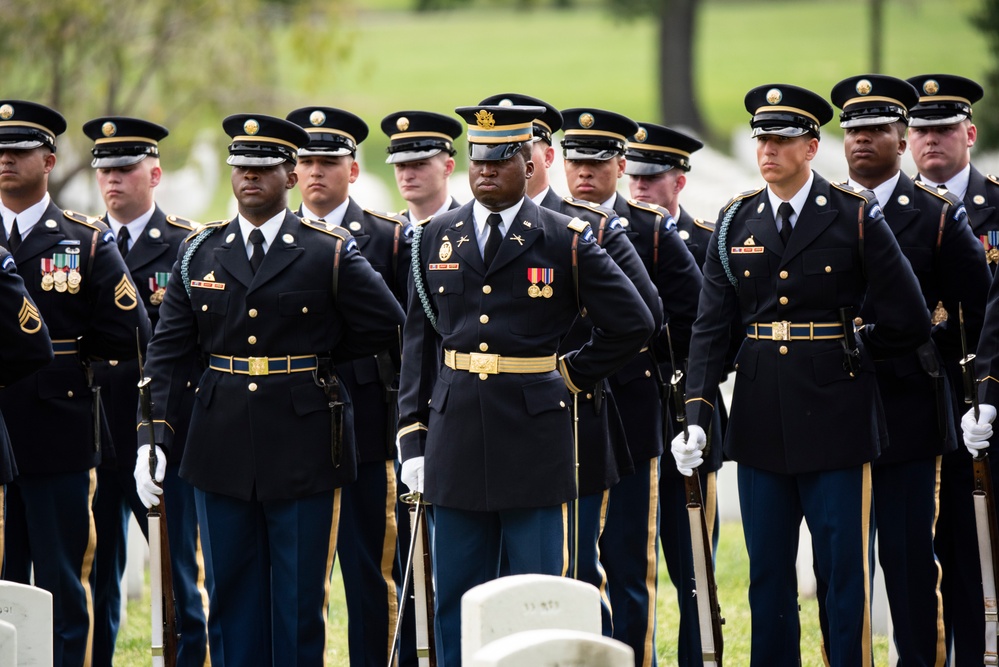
[82,117,168,168]
[830,75,918,129]
[744,84,833,139]
[286,107,368,158]
[223,114,309,167]
[625,123,703,176]
[560,108,638,161]
[455,104,545,162]
[479,93,563,145]
[381,110,462,164]
[906,74,983,128]
[0,100,66,152]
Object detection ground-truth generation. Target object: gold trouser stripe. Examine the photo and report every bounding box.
[322,489,343,666]
[861,462,873,667]
[81,468,98,667]
[596,490,612,622]
[642,460,660,667]
[382,462,401,664]
[194,528,211,667]
[705,471,718,548]
[443,349,557,374]
[560,504,569,578]
[932,455,946,667]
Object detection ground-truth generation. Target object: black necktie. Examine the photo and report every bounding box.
[117,225,130,258]
[938,183,948,192]
[8,218,21,254]
[248,228,265,274]
[483,213,503,267]
[778,202,794,246]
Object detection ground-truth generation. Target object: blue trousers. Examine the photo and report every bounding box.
[570,490,612,634]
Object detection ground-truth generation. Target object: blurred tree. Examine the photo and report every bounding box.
[974,0,999,148]
[606,0,710,143]
[0,0,353,198]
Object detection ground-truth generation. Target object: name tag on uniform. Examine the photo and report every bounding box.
[429,263,459,271]
[730,247,765,254]
[190,279,226,290]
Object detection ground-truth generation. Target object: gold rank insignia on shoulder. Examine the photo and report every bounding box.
[439,239,452,261]
[527,267,554,298]
[18,297,42,334]
[114,273,138,311]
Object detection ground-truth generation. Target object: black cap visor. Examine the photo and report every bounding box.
[468,141,525,162]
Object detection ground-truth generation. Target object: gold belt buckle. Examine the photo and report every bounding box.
[248,357,269,376]
[771,321,791,341]
[467,352,499,375]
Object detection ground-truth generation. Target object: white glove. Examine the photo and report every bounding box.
[134,444,167,508]
[671,424,707,477]
[962,404,997,456]
[400,456,425,494]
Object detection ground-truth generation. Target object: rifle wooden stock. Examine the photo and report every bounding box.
[685,473,724,666]
[973,453,999,666]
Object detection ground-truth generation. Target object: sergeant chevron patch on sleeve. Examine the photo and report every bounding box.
[114,273,138,310]
[18,297,41,333]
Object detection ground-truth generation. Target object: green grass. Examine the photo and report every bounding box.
[112,520,889,666]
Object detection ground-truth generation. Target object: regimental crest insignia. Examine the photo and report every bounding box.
[634,127,648,143]
[396,117,409,132]
[243,119,260,135]
[856,79,873,95]
[439,240,453,261]
[475,110,495,129]
[767,88,782,105]
[309,110,326,126]
[923,79,940,96]
[18,297,41,334]
[579,113,595,129]
[102,122,117,137]
[114,274,138,311]
[0,104,12,120]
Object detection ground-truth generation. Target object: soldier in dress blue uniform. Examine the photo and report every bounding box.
[0,247,53,568]
[670,84,929,667]
[0,100,152,667]
[133,113,405,667]
[561,106,702,667]
[82,116,208,667]
[381,111,463,221]
[480,92,664,634]
[906,73,999,665]
[396,104,655,667]
[625,121,725,666]
[287,105,411,667]
[817,73,992,665]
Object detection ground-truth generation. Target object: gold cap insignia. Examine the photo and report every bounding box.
[923,79,940,96]
[975,194,986,205]
[396,117,409,132]
[102,122,117,137]
[634,127,648,143]
[309,110,326,126]
[856,79,873,95]
[897,195,910,205]
[475,110,496,129]
[579,113,595,129]
[114,273,138,311]
[499,98,513,107]
[766,88,782,105]
[0,104,12,120]
[243,119,260,135]
[18,297,41,334]
[815,195,828,206]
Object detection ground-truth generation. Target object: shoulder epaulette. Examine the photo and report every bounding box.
[301,217,350,241]
[627,198,665,217]
[562,197,609,218]
[63,209,103,230]
[166,214,197,231]
[184,220,225,242]
[567,217,590,233]
[694,218,715,232]
[416,216,433,227]
[831,182,870,202]
[364,208,406,225]
[987,174,999,187]
[722,187,765,213]
[398,208,409,217]
[914,180,956,203]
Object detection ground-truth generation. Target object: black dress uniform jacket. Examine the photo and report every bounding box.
[94,207,197,471]
[864,178,990,464]
[675,207,715,270]
[0,202,150,474]
[686,173,929,474]
[0,248,53,483]
[964,165,999,237]
[142,211,405,501]
[398,197,655,511]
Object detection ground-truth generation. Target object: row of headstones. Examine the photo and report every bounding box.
[462,574,632,666]
[0,581,53,666]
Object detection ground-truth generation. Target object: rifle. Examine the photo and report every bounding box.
[389,492,436,667]
[960,304,999,664]
[666,324,724,666]
[138,331,179,667]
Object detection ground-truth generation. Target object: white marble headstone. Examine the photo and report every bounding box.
[469,628,634,667]
[0,619,16,665]
[0,581,53,666]
[461,574,601,665]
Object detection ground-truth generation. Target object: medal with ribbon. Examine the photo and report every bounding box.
[527,267,542,298]
[52,253,68,293]
[67,253,81,294]
[149,272,169,305]
[988,231,999,264]
[40,258,54,291]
